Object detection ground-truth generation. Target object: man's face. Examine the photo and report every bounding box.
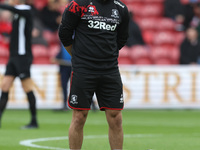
[186,28,198,41]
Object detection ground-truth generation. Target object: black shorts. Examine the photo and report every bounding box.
[5,56,32,80]
[68,71,124,111]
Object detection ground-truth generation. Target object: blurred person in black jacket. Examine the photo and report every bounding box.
[26,0,48,46]
[164,0,185,31]
[180,27,200,64]
[40,0,61,32]
[126,11,145,47]
[0,0,38,129]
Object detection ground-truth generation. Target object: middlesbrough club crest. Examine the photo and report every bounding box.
[70,95,78,105]
[111,9,119,18]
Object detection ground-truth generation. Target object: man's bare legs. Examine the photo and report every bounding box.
[1,75,15,92]
[105,110,123,150]
[68,110,89,149]
[68,109,123,150]
[0,76,15,127]
[21,78,34,93]
[21,78,38,128]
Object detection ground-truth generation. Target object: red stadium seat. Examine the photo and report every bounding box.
[0,21,12,34]
[153,31,177,46]
[118,57,133,64]
[123,0,164,5]
[0,44,9,64]
[118,46,133,64]
[157,18,176,31]
[0,57,8,64]
[130,46,152,65]
[142,30,155,45]
[49,44,60,58]
[175,32,185,46]
[33,58,50,64]
[0,44,9,57]
[136,17,158,31]
[123,1,164,18]
[126,3,143,15]
[169,46,180,64]
[145,0,165,3]
[32,44,50,64]
[122,0,143,4]
[151,46,172,65]
[32,45,48,57]
[119,46,131,56]
[151,46,180,65]
[42,30,59,45]
[140,4,163,17]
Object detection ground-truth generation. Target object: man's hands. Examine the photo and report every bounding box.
[65,45,72,56]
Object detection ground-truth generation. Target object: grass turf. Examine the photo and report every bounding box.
[0,109,200,150]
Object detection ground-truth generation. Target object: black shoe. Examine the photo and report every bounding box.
[21,123,38,129]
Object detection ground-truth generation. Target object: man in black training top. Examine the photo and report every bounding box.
[59,0,129,149]
[0,0,38,129]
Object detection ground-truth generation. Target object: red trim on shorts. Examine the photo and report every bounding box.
[100,107,123,111]
[68,100,90,110]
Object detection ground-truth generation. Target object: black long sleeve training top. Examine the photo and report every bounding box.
[0,4,33,57]
[59,0,129,74]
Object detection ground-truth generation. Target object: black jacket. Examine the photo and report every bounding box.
[180,39,200,64]
[0,4,33,57]
[59,0,129,74]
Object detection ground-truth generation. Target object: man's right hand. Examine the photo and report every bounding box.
[65,45,72,56]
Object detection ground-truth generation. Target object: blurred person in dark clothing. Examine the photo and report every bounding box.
[180,27,200,64]
[52,44,72,111]
[0,0,38,129]
[31,18,49,46]
[25,0,39,17]
[182,1,195,30]
[26,0,48,46]
[40,0,61,32]
[164,0,185,31]
[189,2,200,40]
[164,0,185,20]
[126,11,145,47]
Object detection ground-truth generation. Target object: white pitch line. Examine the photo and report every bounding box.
[20,134,162,150]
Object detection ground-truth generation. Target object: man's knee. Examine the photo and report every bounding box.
[1,76,15,92]
[71,110,88,129]
[106,111,123,129]
[21,78,33,92]
[1,82,9,92]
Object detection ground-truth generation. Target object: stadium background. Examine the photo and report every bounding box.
[0,0,200,109]
[1,1,200,150]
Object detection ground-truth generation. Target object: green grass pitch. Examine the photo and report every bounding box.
[0,109,200,150]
